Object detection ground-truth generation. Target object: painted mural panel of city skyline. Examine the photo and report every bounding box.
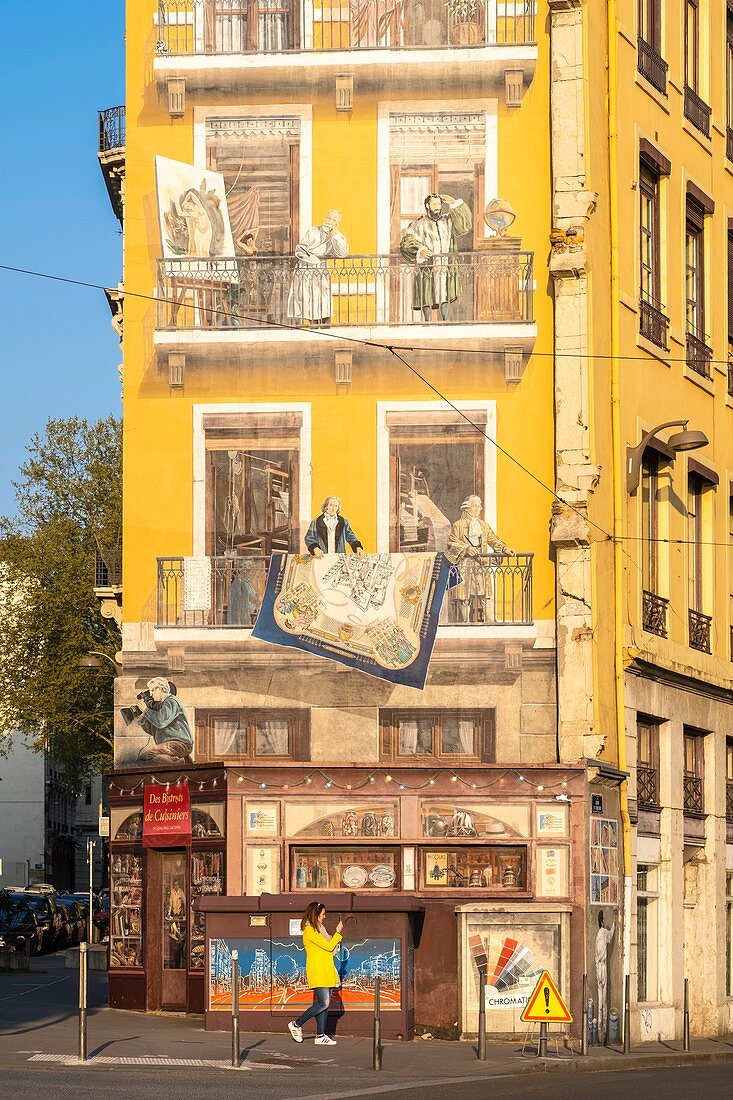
[210,936,402,1012]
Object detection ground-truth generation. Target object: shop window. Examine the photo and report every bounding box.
[204,411,302,558]
[637,717,660,809]
[636,864,659,1002]
[196,709,310,762]
[683,728,705,814]
[420,845,527,891]
[380,709,494,763]
[162,852,187,972]
[110,853,143,968]
[206,116,301,256]
[190,850,224,970]
[386,410,487,553]
[290,847,399,891]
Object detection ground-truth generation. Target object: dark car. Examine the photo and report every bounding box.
[0,892,43,955]
[20,892,62,952]
[55,898,86,945]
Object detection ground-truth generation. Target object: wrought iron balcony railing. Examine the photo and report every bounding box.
[728,359,733,398]
[637,765,659,809]
[686,329,713,379]
[727,779,733,823]
[688,607,712,653]
[637,37,667,95]
[684,84,711,138]
[642,590,668,638]
[156,0,537,56]
[727,127,733,164]
[683,773,704,815]
[95,548,122,589]
[156,552,534,628]
[639,294,669,351]
[98,106,126,153]
[157,251,534,332]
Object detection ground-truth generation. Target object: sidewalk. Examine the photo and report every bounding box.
[2,954,732,1077]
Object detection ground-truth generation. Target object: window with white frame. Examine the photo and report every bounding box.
[637,863,660,1002]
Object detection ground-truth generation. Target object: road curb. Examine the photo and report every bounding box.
[473,1049,733,1077]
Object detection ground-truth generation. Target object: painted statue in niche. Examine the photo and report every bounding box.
[287,210,349,325]
[305,496,365,558]
[399,193,473,320]
[445,495,515,623]
[595,909,615,1043]
[119,677,194,766]
[155,156,236,259]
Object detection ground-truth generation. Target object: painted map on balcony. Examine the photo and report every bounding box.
[252,551,454,689]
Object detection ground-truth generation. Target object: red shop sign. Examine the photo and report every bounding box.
[142,781,192,848]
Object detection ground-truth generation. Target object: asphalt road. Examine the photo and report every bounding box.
[0,1064,732,1099]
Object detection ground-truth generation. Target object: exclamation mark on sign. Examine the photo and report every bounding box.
[544,988,550,1014]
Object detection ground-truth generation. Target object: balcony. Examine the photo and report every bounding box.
[155,251,536,364]
[637,765,659,809]
[156,552,534,629]
[637,37,667,95]
[94,548,122,627]
[154,0,538,98]
[727,779,733,824]
[727,358,733,398]
[642,590,668,638]
[639,294,669,351]
[683,773,704,815]
[688,607,711,654]
[727,126,733,164]
[686,329,713,379]
[97,106,125,224]
[683,85,711,138]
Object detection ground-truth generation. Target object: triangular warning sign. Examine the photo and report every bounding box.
[520,970,572,1023]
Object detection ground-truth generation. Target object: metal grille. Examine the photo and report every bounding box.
[639,295,669,350]
[157,553,534,628]
[726,780,733,824]
[688,607,711,653]
[95,548,122,588]
[727,127,733,164]
[637,765,659,809]
[156,0,537,55]
[157,252,534,331]
[642,590,668,637]
[683,773,704,814]
[684,85,712,138]
[637,37,667,94]
[686,330,713,379]
[98,106,126,152]
[728,361,733,399]
[637,896,648,1002]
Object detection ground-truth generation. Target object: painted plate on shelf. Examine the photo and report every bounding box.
[369,865,396,888]
[342,865,368,888]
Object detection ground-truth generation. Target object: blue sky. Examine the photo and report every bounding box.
[0,3,124,517]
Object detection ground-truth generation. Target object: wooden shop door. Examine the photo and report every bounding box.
[146,849,189,1011]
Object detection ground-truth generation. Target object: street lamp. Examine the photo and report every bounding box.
[78,651,121,674]
[626,420,708,495]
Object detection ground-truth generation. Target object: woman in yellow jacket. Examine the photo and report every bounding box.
[288,901,343,1046]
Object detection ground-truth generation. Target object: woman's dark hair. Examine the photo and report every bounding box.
[301,901,325,932]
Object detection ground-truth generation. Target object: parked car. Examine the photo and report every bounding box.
[59,891,100,915]
[55,897,87,944]
[20,892,61,952]
[24,884,57,897]
[0,892,43,955]
[93,895,109,940]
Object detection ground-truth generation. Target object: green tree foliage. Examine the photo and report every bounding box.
[0,416,121,790]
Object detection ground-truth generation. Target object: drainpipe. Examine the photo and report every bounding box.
[607,0,633,984]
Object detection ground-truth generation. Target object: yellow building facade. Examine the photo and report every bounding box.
[101,0,731,1044]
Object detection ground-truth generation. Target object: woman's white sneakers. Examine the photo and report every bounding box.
[315,1035,337,1045]
[288,1021,303,1043]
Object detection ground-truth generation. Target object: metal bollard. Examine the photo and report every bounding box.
[231,950,240,1068]
[78,942,88,1062]
[623,975,631,1053]
[581,975,587,1055]
[683,978,690,1052]
[477,968,487,1061]
[372,975,382,1071]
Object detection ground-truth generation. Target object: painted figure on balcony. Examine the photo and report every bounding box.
[445,495,514,623]
[287,211,349,325]
[135,677,194,765]
[399,193,473,321]
[305,496,365,558]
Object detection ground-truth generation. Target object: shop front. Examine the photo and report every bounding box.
[107,763,588,1036]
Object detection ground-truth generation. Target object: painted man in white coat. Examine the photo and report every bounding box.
[287,210,349,325]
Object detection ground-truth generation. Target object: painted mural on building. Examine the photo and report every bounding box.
[115,678,194,769]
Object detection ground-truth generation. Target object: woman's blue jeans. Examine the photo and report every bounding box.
[295,987,331,1035]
